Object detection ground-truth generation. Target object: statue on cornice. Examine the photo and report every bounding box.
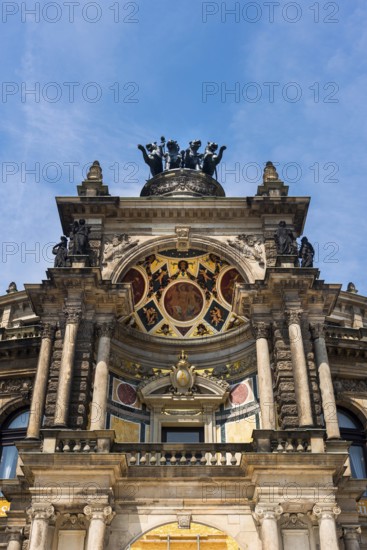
[69,219,90,255]
[164,139,183,170]
[137,136,227,180]
[274,221,297,255]
[202,142,227,178]
[298,236,315,267]
[184,140,203,170]
[52,236,68,267]
[137,137,165,177]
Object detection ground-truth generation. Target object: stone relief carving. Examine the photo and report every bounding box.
[0,378,33,397]
[170,351,197,395]
[60,513,88,530]
[280,513,308,529]
[227,235,265,267]
[102,234,139,265]
[177,513,192,529]
[334,378,367,393]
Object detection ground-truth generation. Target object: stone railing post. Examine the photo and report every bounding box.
[84,505,115,550]
[310,323,340,439]
[252,322,276,429]
[254,504,283,550]
[90,322,115,431]
[53,306,81,427]
[285,309,313,427]
[6,529,23,550]
[27,503,55,550]
[313,504,341,550]
[27,323,56,439]
[342,525,362,550]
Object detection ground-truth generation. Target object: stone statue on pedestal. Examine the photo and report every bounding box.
[69,219,90,255]
[202,142,227,177]
[164,139,183,170]
[52,236,68,267]
[137,137,165,177]
[184,140,203,170]
[299,236,315,267]
[274,221,297,255]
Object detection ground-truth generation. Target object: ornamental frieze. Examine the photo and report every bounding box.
[102,234,139,265]
[0,378,33,396]
[227,234,265,267]
[334,378,367,394]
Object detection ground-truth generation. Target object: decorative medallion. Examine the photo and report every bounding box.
[121,268,146,306]
[219,268,245,305]
[169,351,197,394]
[117,382,137,406]
[229,382,249,405]
[163,282,204,323]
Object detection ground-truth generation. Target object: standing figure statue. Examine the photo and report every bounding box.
[70,219,90,255]
[138,137,165,177]
[202,142,227,178]
[184,140,203,170]
[52,236,68,267]
[298,236,315,267]
[274,221,297,255]
[164,140,183,170]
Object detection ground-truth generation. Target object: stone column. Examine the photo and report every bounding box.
[252,322,276,430]
[53,307,81,427]
[313,504,341,550]
[84,505,115,550]
[90,322,114,431]
[27,503,55,550]
[27,323,56,439]
[310,323,340,439]
[6,529,22,550]
[254,504,283,550]
[342,525,361,550]
[285,309,313,427]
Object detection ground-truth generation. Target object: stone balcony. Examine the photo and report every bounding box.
[16,428,344,481]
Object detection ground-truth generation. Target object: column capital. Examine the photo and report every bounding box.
[27,502,55,521]
[343,524,362,540]
[96,322,115,339]
[41,322,57,340]
[83,505,115,525]
[63,306,82,324]
[312,504,341,521]
[251,322,271,340]
[285,309,303,326]
[6,527,23,543]
[309,322,325,340]
[254,504,283,524]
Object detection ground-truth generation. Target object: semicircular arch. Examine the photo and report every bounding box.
[125,519,249,550]
[111,234,261,285]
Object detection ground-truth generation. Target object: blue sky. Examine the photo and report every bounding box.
[0,0,366,295]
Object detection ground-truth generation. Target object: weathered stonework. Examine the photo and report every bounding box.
[272,322,298,428]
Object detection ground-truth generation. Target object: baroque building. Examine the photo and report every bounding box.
[0,144,366,550]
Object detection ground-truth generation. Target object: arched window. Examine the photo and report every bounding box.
[337,407,367,479]
[0,410,29,479]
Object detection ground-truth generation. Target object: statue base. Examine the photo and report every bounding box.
[276,255,299,268]
[69,255,90,268]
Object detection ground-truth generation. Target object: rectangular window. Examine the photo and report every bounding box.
[162,427,204,443]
